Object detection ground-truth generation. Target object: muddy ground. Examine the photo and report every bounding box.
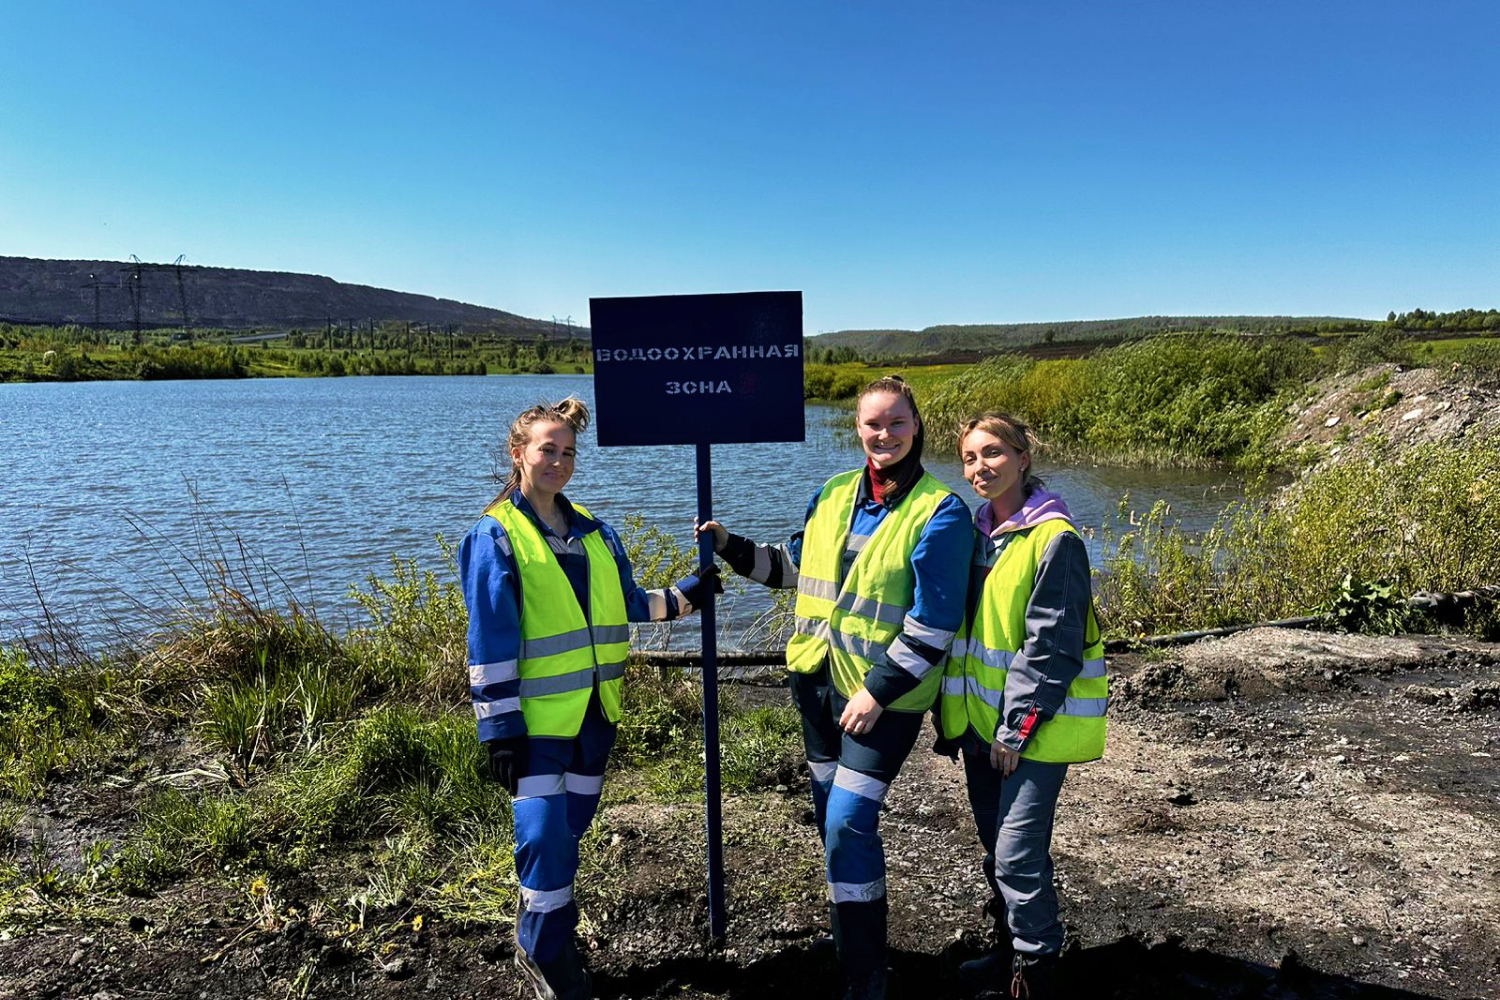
[3,628,1497,1000]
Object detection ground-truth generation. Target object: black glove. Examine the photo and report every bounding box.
[675,563,725,608]
[485,737,526,795]
[929,708,959,760]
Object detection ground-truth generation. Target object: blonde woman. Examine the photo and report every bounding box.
[460,397,717,1000]
[941,412,1107,1000]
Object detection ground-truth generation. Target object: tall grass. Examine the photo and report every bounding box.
[925,335,1319,468]
[0,504,803,934]
[0,647,109,798]
[347,539,468,703]
[1097,442,1500,637]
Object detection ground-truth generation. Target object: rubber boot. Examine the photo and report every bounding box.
[808,933,837,959]
[958,896,1014,992]
[842,963,888,1000]
[832,899,888,1000]
[1008,953,1059,1000]
[515,935,592,1000]
[513,899,592,1000]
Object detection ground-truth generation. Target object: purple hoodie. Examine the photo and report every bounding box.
[975,487,1074,538]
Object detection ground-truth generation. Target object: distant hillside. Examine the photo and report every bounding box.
[814,315,1370,358]
[0,256,573,338]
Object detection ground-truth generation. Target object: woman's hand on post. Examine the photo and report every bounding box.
[694,520,729,554]
[839,688,884,736]
[990,739,1021,778]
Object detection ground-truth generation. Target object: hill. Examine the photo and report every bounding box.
[0,256,571,337]
[813,315,1369,358]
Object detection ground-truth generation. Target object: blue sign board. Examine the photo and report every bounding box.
[588,291,805,447]
[587,289,804,940]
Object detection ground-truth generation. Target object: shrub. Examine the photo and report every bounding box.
[0,647,105,798]
[348,539,468,703]
[804,365,835,399]
[927,336,1317,468]
[1097,442,1500,637]
[828,371,865,399]
[1456,341,1500,372]
[1327,329,1414,372]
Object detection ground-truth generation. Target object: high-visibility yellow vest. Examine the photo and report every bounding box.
[941,519,1108,763]
[485,499,630,738]
[786,469,956,713]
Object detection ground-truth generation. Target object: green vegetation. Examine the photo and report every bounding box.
[1383,307,1500,333]
[917,330,1464,469]
[803,326,1500,471]
[0,323,591,382]
[1096,442,1500,639]
[0,528,801,937]
[813,308,1499,362]
[921,335,1309,468]
[803,361,963,402]
[1455,340,1500,372]
[0,647,111,799]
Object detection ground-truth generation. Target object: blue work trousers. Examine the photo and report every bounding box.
[512,694,616,964]
[962,740,1069,956]
[791,667,924,975]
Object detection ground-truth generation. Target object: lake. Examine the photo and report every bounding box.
[1,375,1251,650]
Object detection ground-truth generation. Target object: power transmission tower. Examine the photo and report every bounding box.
[80,273,104,328]
[172,255,192,340]
[120,255,145,345]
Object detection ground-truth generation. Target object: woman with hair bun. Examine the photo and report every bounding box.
[460,396,718,1000]
[942,412,1108,1000]
[697,375,972,1000]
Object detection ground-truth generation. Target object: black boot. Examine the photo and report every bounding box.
[959,944,1016,994]
[1008,952,1059,1000]
[832,898,888,1000]
[515,935,592,1000]
[842,963,888,1000]
[958,896,1013,994]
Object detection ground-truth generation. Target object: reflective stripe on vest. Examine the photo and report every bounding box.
[786,470,956,713]
[941,518,1108,763]
[485,499,629,737]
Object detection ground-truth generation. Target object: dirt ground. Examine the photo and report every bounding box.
[3,627,1497,1000]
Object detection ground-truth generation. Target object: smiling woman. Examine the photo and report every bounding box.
[942,410,1108,998]
[457,395,721,1000]
[695,374,972,1000]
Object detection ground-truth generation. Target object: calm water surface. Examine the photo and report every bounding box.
[1,376,1250,648]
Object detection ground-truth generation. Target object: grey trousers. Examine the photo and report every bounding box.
[962,747,1069,955]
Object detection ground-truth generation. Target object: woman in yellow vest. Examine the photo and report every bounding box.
[698,376,972,1000]
[940,412,1107,1000]
[459,397,717,1000]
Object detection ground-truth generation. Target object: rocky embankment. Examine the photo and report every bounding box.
[1281,364,1500,469]
[3,629,1498,1000]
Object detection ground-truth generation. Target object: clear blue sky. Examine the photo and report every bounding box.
[3,1,1495,333]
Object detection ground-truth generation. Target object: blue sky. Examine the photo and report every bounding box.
[2,1,1495,333]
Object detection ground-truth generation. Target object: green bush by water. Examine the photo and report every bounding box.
[1097,441,1500,637]
[924,335,1319,468]
[0,647,110,799]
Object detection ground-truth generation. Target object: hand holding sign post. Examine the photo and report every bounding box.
[589,291,805,940]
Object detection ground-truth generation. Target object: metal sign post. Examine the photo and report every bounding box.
[590,291,804,943]
[695,442,726,939]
